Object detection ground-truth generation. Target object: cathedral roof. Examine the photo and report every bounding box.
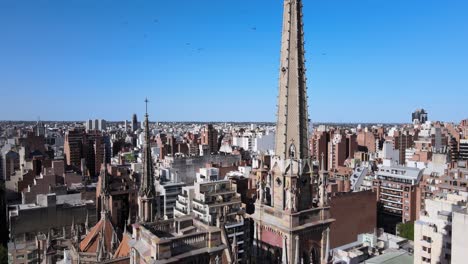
[113,232,131,258]
[79,213,118,253]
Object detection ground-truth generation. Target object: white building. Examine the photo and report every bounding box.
[380,141,400,166]
[156,168,185,219]
[333,230,413,264]
[414,193,468,264]
[452,207,468,263]
[174,167,247,263]
[84,118,106,131]
[174,186,195,218]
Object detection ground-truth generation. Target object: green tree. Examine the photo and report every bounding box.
[397,222,414,241]
[0,245,8,264]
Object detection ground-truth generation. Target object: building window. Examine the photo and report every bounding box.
[423,236,432,243]
[27,252,36,259]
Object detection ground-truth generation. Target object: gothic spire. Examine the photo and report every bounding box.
[139,98,156,197]
[100,147,110,218]
[100,147,109,196]
[275,0,309,160]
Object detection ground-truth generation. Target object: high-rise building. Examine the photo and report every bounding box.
[2,150,20,181]
[83,131,106,177]
[85,119,106,131]
[132,113,138,132]
[412,109,428,124]
[250,1,334,263]
[310,131,329,170]
[395,131,414,165]
[34,120,46,137]
[201,124,218,154]
[373,165,423,233]
[459,139,468,161]
[64,128,85,169]
[448,136,459,162]
[328,132,348,170]
[86,119,93,131]
[357,130,377,153]
[98,119,106,131]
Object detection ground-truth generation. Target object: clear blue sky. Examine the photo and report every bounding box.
[1,0,467,123]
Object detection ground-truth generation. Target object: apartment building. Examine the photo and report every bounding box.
[373,165,423,233]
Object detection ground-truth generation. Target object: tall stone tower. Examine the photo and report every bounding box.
[137,99,158,223]
[275,0,309,161]
[250,1,334,263]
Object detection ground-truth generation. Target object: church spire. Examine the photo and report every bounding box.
[275,0,309,160]
[139,98,155,197]
[99,147,110,218]
[100,147,109,196]
[138,98,157,222]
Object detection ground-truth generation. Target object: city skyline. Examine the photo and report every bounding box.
[1,0,467,122]
[2,1,468,263]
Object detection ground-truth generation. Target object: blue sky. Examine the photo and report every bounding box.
[0,0,467,123]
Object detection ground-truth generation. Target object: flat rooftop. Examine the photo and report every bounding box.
[365,250,413,264]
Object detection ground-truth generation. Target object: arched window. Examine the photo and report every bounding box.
[310,247,320,264]
[289,143,296,158]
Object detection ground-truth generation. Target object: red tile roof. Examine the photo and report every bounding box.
[79,214,117,253]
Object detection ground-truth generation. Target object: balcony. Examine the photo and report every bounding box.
[225,220,244,229]
[380,197,402,205]
[193,206,207,214]
[177,200,187,206]
[193,198,209,205]
[383,204,402,211]
[381,186,403,192]
[228,231,244,238]
[380,191,402,198]
[174,207,187,215]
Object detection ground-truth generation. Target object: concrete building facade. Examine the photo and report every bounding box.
[373,166,423,233]
[414,193,467,264]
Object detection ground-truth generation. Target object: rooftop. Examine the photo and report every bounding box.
[365,250,413,264]
[377,166,422,181]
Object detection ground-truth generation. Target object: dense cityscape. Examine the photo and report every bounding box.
[2,0,468,264]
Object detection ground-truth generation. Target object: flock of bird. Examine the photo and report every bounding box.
[120,17,327,56]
